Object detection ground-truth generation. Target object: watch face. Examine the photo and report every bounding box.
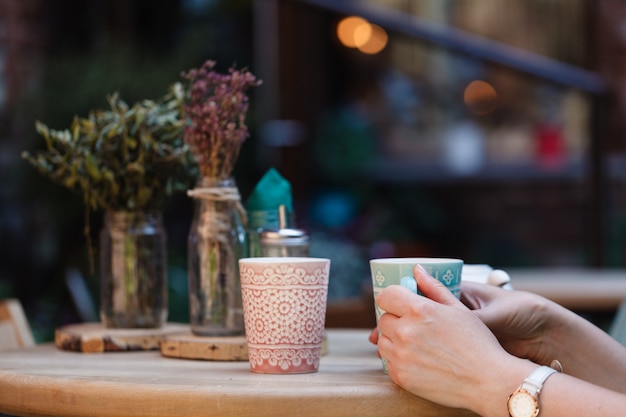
[508,389,539,417]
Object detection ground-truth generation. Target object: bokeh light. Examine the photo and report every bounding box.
[352,21,373,48]
[337,16,388,54]
[337,16,370,48]
[357,24,388,54]
[463,80,498,115]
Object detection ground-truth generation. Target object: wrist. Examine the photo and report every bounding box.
[507,365,558,417]
[473,357,537,417]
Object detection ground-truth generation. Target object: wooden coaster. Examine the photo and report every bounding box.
[160,332,248,361]
[55,322,190,353]
[161,332,329,361]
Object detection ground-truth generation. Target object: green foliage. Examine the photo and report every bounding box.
[22,83,198,212]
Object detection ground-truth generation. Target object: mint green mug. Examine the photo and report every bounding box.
[369,257,463,373]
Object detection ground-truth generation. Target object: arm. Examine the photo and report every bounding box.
[374,265,626,417]
[538,373,626,417]
[465,357,626,417]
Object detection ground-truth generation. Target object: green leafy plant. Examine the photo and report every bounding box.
[22,84,198,275]
[22,83,197,212]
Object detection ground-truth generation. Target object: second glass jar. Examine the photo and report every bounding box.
[187,177,247,336]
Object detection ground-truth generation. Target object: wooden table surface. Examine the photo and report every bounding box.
[507,268,626,311]
[0,329,476,417]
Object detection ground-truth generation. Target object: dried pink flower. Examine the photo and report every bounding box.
[181,60,262,178]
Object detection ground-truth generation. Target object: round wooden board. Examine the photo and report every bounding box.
[160,332,248,361]
[161,332,329,361]
[55,322,190,353]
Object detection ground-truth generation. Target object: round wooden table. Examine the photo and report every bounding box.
[0,329,476,417]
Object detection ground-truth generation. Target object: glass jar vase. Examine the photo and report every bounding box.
[99,211,168,328]
[187,177,247,336]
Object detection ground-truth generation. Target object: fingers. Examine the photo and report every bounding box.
[461,281,519,330]
[461,281,500,310]
[376,285,419,317]
[413,264,461,306]
[377,264,464,316]
[368,327,383,358]
[368,327,379,344]
[376,313,396,352]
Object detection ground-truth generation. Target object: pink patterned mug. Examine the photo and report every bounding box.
[239,257,330,374]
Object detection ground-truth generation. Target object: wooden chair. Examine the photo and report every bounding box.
[0,299,35,350]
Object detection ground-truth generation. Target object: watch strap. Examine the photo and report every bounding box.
[520,366,557,396]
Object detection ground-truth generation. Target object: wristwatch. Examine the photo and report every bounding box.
[507,365,557,417]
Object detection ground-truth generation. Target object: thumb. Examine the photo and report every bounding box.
[461,281,498,310]
[414,264,460,306]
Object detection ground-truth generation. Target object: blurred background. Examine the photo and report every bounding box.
[2,0,626,341]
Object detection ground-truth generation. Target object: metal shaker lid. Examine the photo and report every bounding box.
[259,204,309,245]
[260,228,309,245]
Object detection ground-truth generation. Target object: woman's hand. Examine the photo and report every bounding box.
[461,281,562,366]
[375,264,528,412]
[371,279,560,366]
[462,280,626,392]
[371,265,626,416]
